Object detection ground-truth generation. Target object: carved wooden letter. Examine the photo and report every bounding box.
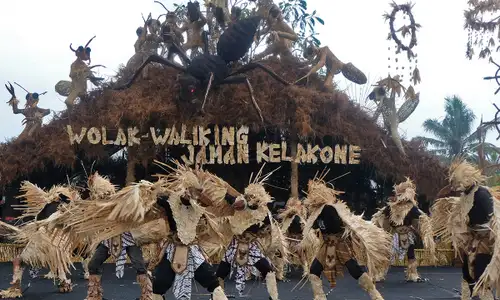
[127,127,141,146]
[269,144,281,163]
[181,145,195,165]
[334,145,348,164]
[236,126,249,145]
[66,125,87,145]
[221,126,235,146]
[237,144,249,164]
[167,125,180,145]
[198,126,211,146]
[114,128,127,146]
[180,124,192,145]
[306,144,320,164]
[223,146,236,165]
[349,145,361,164]
[320,146,333,164]
[257,142,270,163]
[87,127,101,145]
[151,127,171,145]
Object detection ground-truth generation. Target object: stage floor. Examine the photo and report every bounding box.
[0,263,466,299]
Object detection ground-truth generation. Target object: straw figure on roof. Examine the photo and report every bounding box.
[180,1,207,58]
[0,182,79,298]
[4,82,50,139]
[124,14,164,81]
[371,177,436,283]
[368,75,419,156]
[249,0,275,19]
[302,176,392,300]
[54,36,105,109]
[276,197,320,280]
[294,40,368,92]
[254,4,298,61]
[369,1,421,156]
[154,2,189,63]
[431,160,499,300]
[204,0,230,29]
[216,166,287,299]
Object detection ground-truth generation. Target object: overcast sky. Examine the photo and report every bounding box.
[0,0,498,144]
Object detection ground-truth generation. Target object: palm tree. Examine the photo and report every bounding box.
[416,96,479,163]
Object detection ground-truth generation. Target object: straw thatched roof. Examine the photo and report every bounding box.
[0,58,447,197]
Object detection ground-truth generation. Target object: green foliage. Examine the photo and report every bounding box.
[278,0,324,47]
[416,96,479,163]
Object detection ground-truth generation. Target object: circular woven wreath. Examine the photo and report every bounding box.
[384,2,420,60]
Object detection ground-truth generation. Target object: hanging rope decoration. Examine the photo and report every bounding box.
[384,1,421,87]
[464,0,500,59]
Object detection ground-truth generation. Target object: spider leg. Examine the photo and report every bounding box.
[115,54,187,90]
[220,75,264,123]
[89,65,106,70]
[167,43,191,66]
[229,62,290,86]
[201,72,214,113]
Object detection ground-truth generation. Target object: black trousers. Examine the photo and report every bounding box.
[152,256,219,295]
[216,257,273,279]
[462,253,492,293]
[310,258,364,280]
[88,244,147,275]
[407,244,416,260]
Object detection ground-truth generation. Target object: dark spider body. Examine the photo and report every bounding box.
[118,16,290,123]
[186,54,229,84]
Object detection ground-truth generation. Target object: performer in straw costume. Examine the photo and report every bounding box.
[81,173,153,300]
[431,160,498,300]
[216,167,287,300]
[0,181,79,298]
[53,162,245,300]
[151,164,247,300]
[276,197,319,280]
[371,178,436,282]
[302,177,392,300]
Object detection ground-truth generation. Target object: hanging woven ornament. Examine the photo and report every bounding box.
[383,1,421,86]
[464,0,500,59]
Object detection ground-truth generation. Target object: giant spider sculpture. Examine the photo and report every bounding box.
[117,16,291,123]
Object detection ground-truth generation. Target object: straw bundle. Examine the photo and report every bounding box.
[13,181,74,219]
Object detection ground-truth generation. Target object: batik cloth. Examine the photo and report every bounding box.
[102,231,136,278]
[391,231,415,262]
[165,243,205,300]
[222,237,265,293]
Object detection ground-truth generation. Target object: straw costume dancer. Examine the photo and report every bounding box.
[81,173,153,300]
[431,160,498,300]
[302,177,391,300]
[276,198,319,280]
[371,178,436,282]
[0,182,79,298]
[53,162,246,300]
[216,167,287,300]
[151,164,250,300]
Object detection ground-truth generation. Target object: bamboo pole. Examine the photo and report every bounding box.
[126,147,137,185]
[290,132,299,199]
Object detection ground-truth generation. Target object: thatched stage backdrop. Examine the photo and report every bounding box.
[0,58,446,204]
